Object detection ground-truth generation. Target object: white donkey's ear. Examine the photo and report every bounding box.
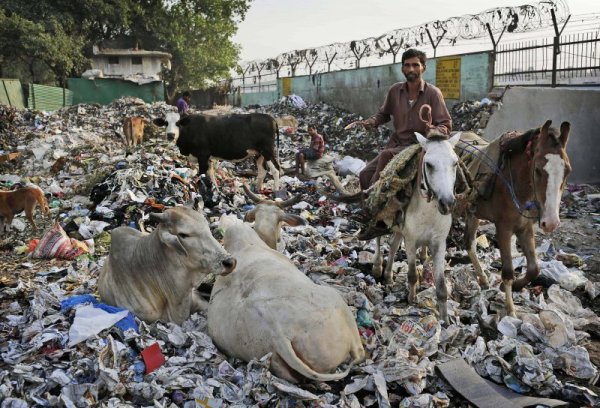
[448,132,461,147]
[415,132,428,149]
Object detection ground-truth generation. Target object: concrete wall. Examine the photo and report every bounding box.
[291,63,418,119]
[458,53,494,102]
[239,90,279,107]
[482,87,600,184]
[286,52,492,119]
[230,51,493,115]
[92,56,163,78]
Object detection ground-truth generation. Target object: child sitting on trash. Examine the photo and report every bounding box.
[295,124,325,177]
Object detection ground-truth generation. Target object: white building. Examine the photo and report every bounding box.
[87,45,172,84]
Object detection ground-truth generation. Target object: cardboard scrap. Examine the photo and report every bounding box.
[436,358,567,408]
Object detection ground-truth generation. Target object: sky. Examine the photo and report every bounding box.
[233,0,599,62]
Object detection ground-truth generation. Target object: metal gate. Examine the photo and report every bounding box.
[494,30,600,87]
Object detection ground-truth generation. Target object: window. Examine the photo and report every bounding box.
[108,56,119,65]
[132,56,142,65]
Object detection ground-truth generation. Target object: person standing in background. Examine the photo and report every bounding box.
[176,91,191,114]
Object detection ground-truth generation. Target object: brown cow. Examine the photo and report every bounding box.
[123,116,145,147]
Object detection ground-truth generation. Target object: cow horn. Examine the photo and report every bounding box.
[242,184,264,204]
[149,212,166,223]
[276,194,303,208]
[324,189,365,203]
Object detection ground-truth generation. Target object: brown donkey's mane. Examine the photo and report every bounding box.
[500,127,541,157]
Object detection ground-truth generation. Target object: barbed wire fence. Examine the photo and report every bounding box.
[229,0,572,93]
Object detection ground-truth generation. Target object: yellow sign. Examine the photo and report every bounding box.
[436,57,461,99]
[282,77,292,96]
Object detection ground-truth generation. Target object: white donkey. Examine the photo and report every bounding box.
[372,132,461,323]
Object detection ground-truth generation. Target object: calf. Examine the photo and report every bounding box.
[123,116,145,147]
[242,184,306,249]
[98,206,236,324]
[209,215,365,383]
[153,113,281,191]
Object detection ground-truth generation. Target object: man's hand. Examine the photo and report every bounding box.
[344,120,374,130]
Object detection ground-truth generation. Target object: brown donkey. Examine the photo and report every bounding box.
[462,120,571,317]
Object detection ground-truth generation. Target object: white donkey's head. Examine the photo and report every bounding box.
[416,132,461,215]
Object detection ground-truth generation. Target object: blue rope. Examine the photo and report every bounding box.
[456,140,539,220]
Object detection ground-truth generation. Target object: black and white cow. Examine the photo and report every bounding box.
[153,112,281,191]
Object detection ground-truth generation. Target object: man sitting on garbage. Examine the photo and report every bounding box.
[346,48,452,239]
[176,91,191,114]
[295,124,325,177]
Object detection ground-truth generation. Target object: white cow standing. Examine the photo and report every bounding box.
[208,215,365,383]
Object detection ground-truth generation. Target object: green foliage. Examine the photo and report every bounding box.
[0,0,250,92]
[135,0,251,99]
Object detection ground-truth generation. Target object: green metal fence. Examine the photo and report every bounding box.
[27,83,73,111]
[0,79,26,108]
[68,78,164,105]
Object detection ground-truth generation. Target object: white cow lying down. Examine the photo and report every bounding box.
[98,206,236,324]
[208,215,365,383]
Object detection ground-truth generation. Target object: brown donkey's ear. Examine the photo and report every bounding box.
[559,121,571,148]
[541,120,552,134]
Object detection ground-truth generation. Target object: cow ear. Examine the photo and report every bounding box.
[244,209,256,222]
[158,229,188,256]
[149,212,166,223]
[280,213,307,227]
[153,118,166,127]
[177,116,191,127]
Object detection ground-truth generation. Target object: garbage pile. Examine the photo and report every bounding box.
[258,95,392,162]
[1,98,599,407]
[450,98,501,134]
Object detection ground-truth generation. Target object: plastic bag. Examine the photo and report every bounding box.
[539,260,587,291]
[335,156,366,176]
[32,224,89,260]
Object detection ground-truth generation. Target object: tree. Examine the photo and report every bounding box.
[0,9,87,85]
[131,0,250,101]
[0,0,250,94]
[0,0,133,85]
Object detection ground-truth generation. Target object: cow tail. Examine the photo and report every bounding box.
[273,337,352,382]
[274,119,281,170]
